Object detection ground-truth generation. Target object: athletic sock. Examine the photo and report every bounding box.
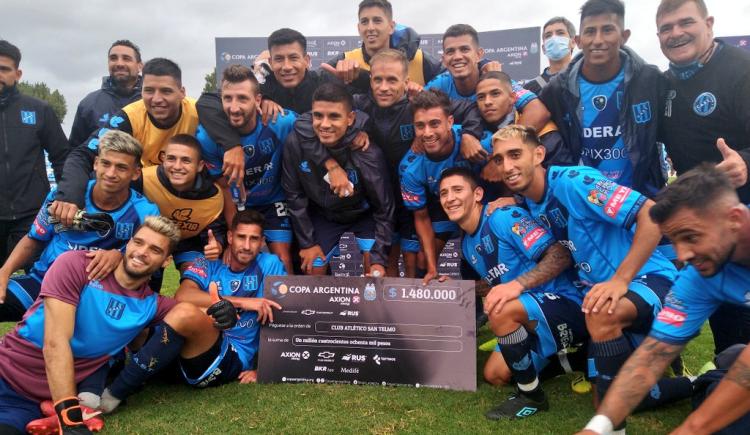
[108,321,185,400]
[497,326,544,401]
[589,335,631,404]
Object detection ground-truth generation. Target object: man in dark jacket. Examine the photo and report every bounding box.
[68,40,143,147]
[540,0,667,198]
[0,40,68,267]
[282,83,393,276]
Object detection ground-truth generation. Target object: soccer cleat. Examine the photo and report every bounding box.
[570,372,592,394]
[485,388,549,421]
[28,401,104,434]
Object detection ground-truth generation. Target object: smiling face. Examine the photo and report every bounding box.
[475,78,515,125]
[656,1,714,65]
[577,13,629,71]
[228,223,264,268]
[93,149,141,196]
[370,58,408,108]
[123,226,172,279]
[439,174,484,225]
[413,107,454,156]
[491,136,544,194]
[312,100,355,146]
[162,142,203,192]
[141,74,185,126]
[108,44,142,87]
[269,41,310,89]
[442,34,483,81]
[221,79,260,134]
[358,6,394,56]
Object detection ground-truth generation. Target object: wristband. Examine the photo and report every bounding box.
[584,415,614,434]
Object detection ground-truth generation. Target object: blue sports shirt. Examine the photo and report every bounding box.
[424,71,537,110]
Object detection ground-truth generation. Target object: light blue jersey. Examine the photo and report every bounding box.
[182,253,286,370]
[424,71,537,110]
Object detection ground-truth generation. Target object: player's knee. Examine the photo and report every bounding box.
[585,310,624,340]
[164,302,206,333]
[488,301,525,336]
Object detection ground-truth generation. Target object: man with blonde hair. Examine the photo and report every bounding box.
[0,130,159,322]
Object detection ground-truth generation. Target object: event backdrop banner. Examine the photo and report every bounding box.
[215,26,541,84]
[719,35,750,52]
[257,275,477,391]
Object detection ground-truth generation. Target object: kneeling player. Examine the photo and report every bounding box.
[439,167,586,420]
[174,209,285,386]
[491,125,693,420]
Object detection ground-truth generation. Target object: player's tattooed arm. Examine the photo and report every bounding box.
[597,337,684,427]
[516,243,572,290]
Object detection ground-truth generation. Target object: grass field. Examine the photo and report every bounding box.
[1,265,715,434]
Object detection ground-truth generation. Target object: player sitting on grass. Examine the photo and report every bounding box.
[439,167,588,420]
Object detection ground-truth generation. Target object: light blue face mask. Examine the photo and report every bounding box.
[544,35,571,61]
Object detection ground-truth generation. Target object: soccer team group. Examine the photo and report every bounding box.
[1,0,749,433]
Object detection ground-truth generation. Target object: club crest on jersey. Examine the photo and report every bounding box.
[400,124,415,141]
[592,95,607,111]
[481,235,495,254]
[230,280,241,293]
[244,144,256,158]
[693,92,717,116]
[243,275,258,291]
[115,223,134,240]
[632,101,652,124]
[259,138,274,155]
[105,298,126,320]
[21,110,37,125]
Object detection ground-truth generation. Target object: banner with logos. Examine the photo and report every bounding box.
[719,35,750,52]
[215,26,541,84]
[257,275,477,391]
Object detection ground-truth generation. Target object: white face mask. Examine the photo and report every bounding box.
[544,35,571,61]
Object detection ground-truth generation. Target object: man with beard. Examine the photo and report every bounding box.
[492,125,693,429]
[68,40,143,148]
[282,83,393,276]
[0,217,181,434]
[657,0,750,357]
[0,130,159,322]
[174,209,285,387]
[0,40,68,268]
[579,165,750,434]
[196,65,295,273]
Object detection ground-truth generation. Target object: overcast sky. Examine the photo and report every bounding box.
[3,0,748,133]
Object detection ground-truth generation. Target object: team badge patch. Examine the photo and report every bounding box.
[244,144,256,158]
[632,101,652,124]
[105,298,126,320]
[21,110,36,125]
[592,95,607,111]
[481,235,495,254]
[115,222,134,240]
[693,92,717,116]
[259,138,274,155]
[399,124,415,141]
[243,275,258,291]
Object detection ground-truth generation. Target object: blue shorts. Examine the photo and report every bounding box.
[309,212,376,267]
[7,273,42,310]
[0,376,41,432]
[254,202,293,243]
[393,205,419,253]
[620,274,673,346]
[180,335,247,388]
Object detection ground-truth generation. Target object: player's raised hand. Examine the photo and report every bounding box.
[460,133,489,163]
[203,229,222,260]
[244,297,282,324]
[320,60,360,84]
[716,138,748,188]
[260,99,285,125]
[48,201,80,228]
[207,281,238,329]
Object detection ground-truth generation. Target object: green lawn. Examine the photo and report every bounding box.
[1,266,715,434]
